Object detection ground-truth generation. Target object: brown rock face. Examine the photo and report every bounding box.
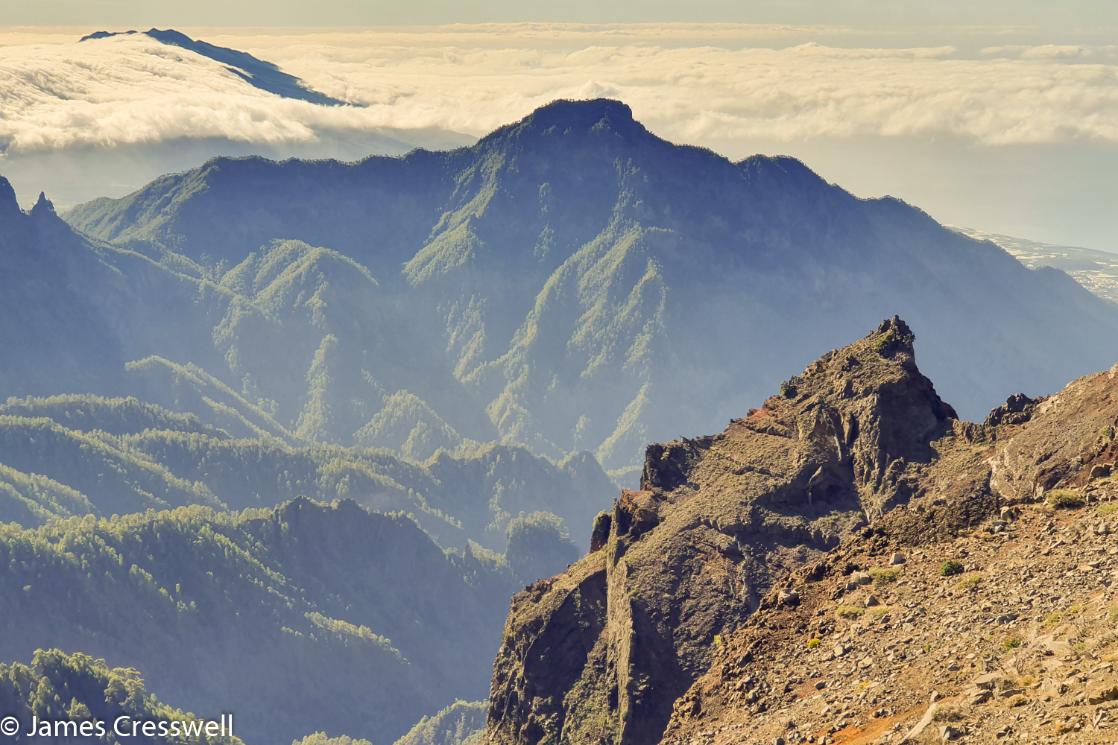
[485,318,967,745]
[661,360,1118,745]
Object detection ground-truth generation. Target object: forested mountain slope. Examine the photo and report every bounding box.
[0,649,242,744]
[64,99,1118,476]
[0,398,610,554]
[0,499,516,744]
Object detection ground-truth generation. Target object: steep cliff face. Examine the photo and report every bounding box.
[662,361,1118,745]
[488,316,1118,745]
[485,318,970,745]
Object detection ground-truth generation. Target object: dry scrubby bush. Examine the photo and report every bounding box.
[1046,488,1085,509]
[940,560,965,577]
[869,567,901,585]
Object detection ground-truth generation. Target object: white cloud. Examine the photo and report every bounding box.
[2,25,1118,156]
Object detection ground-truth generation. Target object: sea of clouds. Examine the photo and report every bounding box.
[2,24,1118,157]
[1,24,1116,248]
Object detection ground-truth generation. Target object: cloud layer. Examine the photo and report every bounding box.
[2,24,1118,157]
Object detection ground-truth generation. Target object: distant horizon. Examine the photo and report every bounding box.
[7,0,1118,28]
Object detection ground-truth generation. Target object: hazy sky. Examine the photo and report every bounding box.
[8,0,1118,28]
[1,6,1116,250]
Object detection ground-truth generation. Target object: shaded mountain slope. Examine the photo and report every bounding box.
[957,226,1118,304]
[0,415,223,517]
[212,239,489,445]
[121,356,298,442]
[64,100,1118,476]
[0,182,238,401]
[1,189,492,455]
[0,499,514,744]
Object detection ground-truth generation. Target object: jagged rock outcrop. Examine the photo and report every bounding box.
[487,318,1118,745]
[485,318,971,745]
[662,359,1118,744]
[983,392,1040,427]
[989,364,1118,502]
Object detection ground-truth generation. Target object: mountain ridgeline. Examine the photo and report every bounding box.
[0,498,513,744]
[56,98,1118,478]
[0,392,609,558]
[483,318,1118,744]
[2,97,1118,745]
[80,28,347,106]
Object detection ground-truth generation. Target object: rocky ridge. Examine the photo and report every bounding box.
[485,318,1118,744]
[60,99,1118,477]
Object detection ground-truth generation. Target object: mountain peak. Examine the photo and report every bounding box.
[487,98,649,145]
[30,191,56,219]
[874,314,916,356]
[528,98,635,125]
[641,318,954,498]
[778,315,935,409]
[0,177,18,217]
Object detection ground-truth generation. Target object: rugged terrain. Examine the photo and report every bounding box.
[485,318,1118,744]
[0,498,520,744]
[5,97,1118,745]
[0,394,610,556]
[56,98,1118,476]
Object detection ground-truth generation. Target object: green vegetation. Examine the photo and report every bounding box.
[0,392,610,744]
[954,572,983,591]
[874,329,896,355]
[0,394,223,437]
[1046,488,1086,509]
[394,700,487,745]
[354,390,476,461]
[0,650,241,744]
[0,414,221,518]
[869,567,902,585]
[1041,610,1065,629]
[0,403,612,553]
[806,637,822,649]
[940,560,965,577]
[123,356,295,442]
[865,605,891,620]
[836,605,864,620]
[292,734,373,745]
[0,499,517,744]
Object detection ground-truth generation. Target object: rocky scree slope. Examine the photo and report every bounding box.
[485,317,1118,745]
[486,317,973,744]
[664,356,1118,744]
